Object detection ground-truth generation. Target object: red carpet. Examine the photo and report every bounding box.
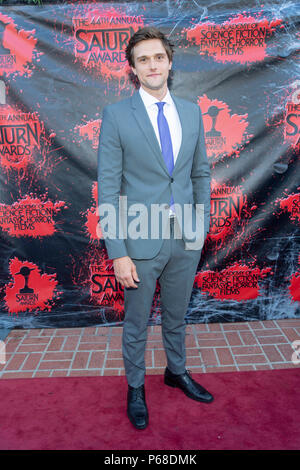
[0,368,299,450]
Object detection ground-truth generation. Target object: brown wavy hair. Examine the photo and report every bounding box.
[125,26,174,67]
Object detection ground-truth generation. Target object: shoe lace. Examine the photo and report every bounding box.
[131,386,144,401]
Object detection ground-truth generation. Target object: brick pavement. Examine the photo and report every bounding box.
[1,319,300,379]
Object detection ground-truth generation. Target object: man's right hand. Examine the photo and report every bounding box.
[113,256,140,289]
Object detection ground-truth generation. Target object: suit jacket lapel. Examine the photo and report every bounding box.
[170,93,188,174]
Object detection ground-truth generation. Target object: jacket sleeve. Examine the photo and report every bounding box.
[191,106,211,236]
[97,105,128,259]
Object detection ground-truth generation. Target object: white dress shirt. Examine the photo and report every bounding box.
[139,87,182,162]
[139,87,182,216]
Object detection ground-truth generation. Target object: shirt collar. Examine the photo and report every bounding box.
[139,87,173,109]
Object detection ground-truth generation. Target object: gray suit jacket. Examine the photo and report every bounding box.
[97,90,211,260]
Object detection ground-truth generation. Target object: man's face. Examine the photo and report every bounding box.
[131,38,172,94]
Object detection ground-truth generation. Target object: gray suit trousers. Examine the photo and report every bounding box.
[122,217,202,387]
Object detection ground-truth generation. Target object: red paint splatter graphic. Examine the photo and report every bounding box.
[198,95,251,163]
[84,182,102,241]
[0,12,39,77]
[71,237,161,321]
[72,7,144,86]
[288,253,300,303]
[194,263,272,301]
[4,258,59,315]
[90,258,124,317]
[75,118,101,150]
[69,246,125,322]
[184,13,282,64]
[0,195,67,237]
[209,179,247,243]
[0,105,44,170]
[284,101,300,149]
[276,190,300,225]
[289,272,300,302]
[264,81,300,158]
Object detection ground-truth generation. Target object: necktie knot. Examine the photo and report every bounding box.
[156,101,166,111]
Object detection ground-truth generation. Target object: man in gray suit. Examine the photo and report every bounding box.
[98,27,213,430]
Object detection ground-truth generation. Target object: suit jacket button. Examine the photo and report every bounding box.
[170,178,174,182]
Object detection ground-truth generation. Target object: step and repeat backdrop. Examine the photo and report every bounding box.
[0,0,299,329]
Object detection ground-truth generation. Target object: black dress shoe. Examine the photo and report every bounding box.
[164,367,214,403]
[127,384,149,430]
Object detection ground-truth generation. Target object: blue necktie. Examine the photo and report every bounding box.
[156,102,175,212]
